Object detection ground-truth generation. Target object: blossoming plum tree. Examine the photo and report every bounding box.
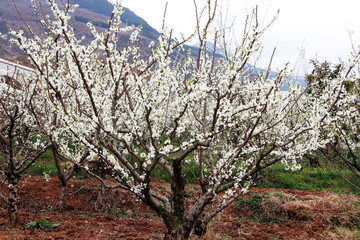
[6,0,359,238]
[0,74,50,227]
[306,58,360,179]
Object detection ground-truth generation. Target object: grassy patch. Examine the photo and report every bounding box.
[258,163,360,194]
[38,148,54,161]
[25,161,57,176]
[23,149,56,175]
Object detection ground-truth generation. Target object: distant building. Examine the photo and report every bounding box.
[0,58,34,80]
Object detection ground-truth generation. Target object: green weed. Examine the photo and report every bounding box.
[80,211,92,218]
[25,217,60,231]
[109,206,128,218]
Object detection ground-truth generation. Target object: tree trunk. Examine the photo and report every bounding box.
[161,161,195,240]
[58,181,68,212]
[52,144,70,212]
[164,222,192,240]
[6,174,19,227]
[193,215,207,237]
[304,153,320,167]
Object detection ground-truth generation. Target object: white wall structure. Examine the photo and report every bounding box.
[0,58,34,79]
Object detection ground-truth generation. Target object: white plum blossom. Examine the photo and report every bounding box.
[6,0,359,238]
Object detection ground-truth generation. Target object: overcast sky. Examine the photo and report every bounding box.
[114,0,360,76]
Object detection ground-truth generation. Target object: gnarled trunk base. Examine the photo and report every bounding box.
[6,174,19,227]
[193,217,208,237]
[164,225,191,240]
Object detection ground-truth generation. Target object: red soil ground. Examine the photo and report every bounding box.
[0,175,358,239]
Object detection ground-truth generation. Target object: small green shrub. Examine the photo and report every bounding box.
[235,193,263,214]
[25,217,60,231]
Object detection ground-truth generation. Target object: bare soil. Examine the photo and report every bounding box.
[0,175,359,239]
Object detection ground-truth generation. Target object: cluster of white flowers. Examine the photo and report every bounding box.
[43,172,51,182]
[4,0,359,205]
[130,182,147,195]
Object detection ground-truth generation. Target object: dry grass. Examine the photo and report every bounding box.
[216,190,360,239]
[284,193,360,228]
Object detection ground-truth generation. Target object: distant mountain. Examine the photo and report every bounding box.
[0,0,205,62]
[0,0,302,89]
[73,0,160,40]
[0,0,161,59]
